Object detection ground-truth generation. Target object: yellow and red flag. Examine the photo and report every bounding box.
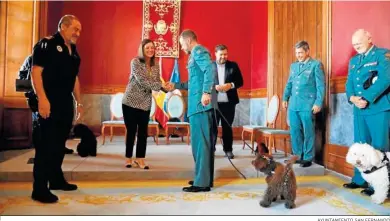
[152,58,169,128]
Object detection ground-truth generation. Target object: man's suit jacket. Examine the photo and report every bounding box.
[212,60,244,105]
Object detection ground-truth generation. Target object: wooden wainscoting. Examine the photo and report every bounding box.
[325,144,353,177]
[81,85,126,94]
[2,108,33,149]
[267,1,330,153]
[82,85,268,99]
[268,1,327,132]
[238,88,267,99]
[0,1,43,150]
[330,76,347,94]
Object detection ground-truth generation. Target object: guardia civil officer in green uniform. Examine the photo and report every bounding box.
[282,41,325,168]
[167,29,216,192]
[343,29,390,197]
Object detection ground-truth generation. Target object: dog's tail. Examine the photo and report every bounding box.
[285,155,299,169]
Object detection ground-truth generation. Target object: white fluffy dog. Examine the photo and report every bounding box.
[346,143,390,204]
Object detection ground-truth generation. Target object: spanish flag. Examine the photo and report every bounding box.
[152,58,169,128]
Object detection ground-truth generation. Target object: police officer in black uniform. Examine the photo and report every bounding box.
[18,55,74,155]
[30,15,83,203]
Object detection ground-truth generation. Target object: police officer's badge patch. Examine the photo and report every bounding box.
[57,45,63,52]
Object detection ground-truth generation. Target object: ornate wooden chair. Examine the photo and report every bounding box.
[101,93,126,145]
[165,94,190,145]
[257,109,291,157]
[241,95,279,153]
[148,96,159,145]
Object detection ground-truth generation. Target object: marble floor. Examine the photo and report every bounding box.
[0,137,324,182]
[0,136,389,215]
[1,176,389,215]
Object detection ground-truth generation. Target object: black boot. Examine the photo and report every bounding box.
[300,161,312,167]
[343,182,368,189]
[182,186,210,192]
[224,151,234,159]
[31,190,58,203]
[50,182,78,191]
[64,147,74,154]
[188,180,213,188]
[361,188,374,196]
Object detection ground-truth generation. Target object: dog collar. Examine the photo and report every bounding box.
[382,152,389,163]
[363,152,389,174]
[269,160,277,171]
[363,165,387,174]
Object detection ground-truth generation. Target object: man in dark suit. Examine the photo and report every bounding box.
[213,44,244,159]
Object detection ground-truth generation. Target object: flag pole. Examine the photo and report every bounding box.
[159,56,163,81]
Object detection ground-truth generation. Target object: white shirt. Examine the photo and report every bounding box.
[217,63,229,102]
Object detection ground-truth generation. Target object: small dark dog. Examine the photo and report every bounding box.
[252,154,298,209]
[73,123,97,157]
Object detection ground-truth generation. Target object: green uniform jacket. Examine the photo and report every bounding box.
[175,45,215,117]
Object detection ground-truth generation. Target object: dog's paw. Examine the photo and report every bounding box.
[371,194,385,204]
[260,200,271,208]
[285,201,296,209]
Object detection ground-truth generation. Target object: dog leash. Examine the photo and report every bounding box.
[212,101,248,180]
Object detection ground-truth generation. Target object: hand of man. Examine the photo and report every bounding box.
[164,82,174,92]
[38,97,51,119]
[282,101,288,110]
[169,82,175,91]
[350,96,367,109]
[76,104,84,121]
[222,83,232,91]
[350,95,361,105]
[216,83,232,92]
[201,93,211,106]
[162,82,169,91]
[312,105,321,114]
[356,98,368,109]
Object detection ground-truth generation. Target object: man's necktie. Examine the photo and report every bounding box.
[299,63,304,71]
[360,54,365,64]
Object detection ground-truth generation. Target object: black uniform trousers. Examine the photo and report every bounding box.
[215,102,236,152]
[32,102,73,192]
